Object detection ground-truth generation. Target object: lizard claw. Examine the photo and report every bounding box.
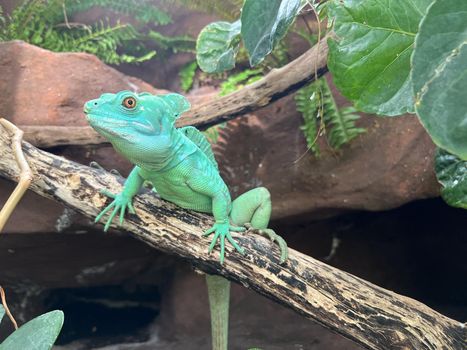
[245,222,288,265]
[203,222,246,264]
[95,190,134,232]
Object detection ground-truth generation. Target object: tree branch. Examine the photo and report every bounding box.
[20,36,330,148]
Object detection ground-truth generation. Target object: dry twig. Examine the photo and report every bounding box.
[0,119,33,232]
[0,286,18,330]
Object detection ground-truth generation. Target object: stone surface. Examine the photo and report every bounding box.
[0,41,166,127]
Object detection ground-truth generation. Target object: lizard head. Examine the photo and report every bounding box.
[83,90,190,159]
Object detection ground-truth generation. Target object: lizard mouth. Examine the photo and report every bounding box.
[85,112,156,138]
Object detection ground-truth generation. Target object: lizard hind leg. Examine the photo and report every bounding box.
[230,187,288,263]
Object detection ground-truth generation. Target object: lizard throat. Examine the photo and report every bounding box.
[113,129,198,172]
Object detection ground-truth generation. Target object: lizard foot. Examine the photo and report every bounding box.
[244,223,288,264]
[203,222,246,264]
[94,189,135,232]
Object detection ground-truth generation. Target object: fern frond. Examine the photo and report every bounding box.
[63,0,172,25]
[171,0,243,21]
[147,30,195,53]
[320,80,366,149]
[295,82,321,156]
[67,20,155,64]
[219,69,262,96]
[179,61,198,92]
[0,6,6,40]
[296,78,366,156]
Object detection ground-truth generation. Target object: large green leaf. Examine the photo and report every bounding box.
[196,20,241,73]
[435,148,467,208]
[241,0,301,66]
[327,0,432,116]
[0,310,64,350]
[412,0,467,159]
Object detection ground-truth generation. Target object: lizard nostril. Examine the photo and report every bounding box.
[94,102,98,106]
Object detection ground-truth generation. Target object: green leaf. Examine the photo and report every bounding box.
[412,0,467,159]
[241,0,301,66]
[327,0,432,116]
[219,68,263,96]
[0,310,64,350]
[179,61,198,92]
[0,305,4,324]
[196,20,241,73]
[435,148,467,208]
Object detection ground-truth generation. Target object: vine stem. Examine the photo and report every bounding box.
[0,286,18,330]
[0,119,32,233]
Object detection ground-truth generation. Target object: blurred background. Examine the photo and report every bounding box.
[0,1,465,349]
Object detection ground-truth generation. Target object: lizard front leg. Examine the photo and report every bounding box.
[187,172,245,264]
[95,166,144,231]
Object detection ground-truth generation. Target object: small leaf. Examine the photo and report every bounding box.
[241,0,301,66]
[196,20,241,73]
[412,0,467,159]
[327,0,432,116]
[435,148,467,208]
[0,310,64,350]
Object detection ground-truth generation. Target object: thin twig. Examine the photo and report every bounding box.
[0,286,18,330]
[0,119,33,232]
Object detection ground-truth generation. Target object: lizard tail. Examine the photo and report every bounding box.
[206,274,230,350]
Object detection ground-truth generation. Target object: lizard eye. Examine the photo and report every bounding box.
[122,96,137,109]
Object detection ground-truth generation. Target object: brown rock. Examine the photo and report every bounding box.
[0,40,165,127]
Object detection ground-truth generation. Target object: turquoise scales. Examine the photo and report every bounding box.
[84,91,288,350]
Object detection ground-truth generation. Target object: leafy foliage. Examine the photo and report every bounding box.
[196,20,241,73]
[60,0,172,25]
[435,148,467,209]
[0,0,194,65]
[412,0,467,159]
[241,0,301,66]
[147,30,195,54]
[196,0,302,72]
[295,78,366,156]
[0,310,64,350]
[173,0,243,21]
[327,0,432,116]
[179,61,198,92]
[219,69,262,96]
[295,83,320,156]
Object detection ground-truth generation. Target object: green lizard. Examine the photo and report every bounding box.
[83,90,288,350]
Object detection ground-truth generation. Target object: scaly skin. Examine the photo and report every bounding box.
[84,91,288,350]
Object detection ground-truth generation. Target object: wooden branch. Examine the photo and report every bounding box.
[21,125,107,148]
[0,124,464,350]
[20,37,330,148]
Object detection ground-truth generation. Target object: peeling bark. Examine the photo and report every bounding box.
[0,124,465,350]
[20,37,330,148]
